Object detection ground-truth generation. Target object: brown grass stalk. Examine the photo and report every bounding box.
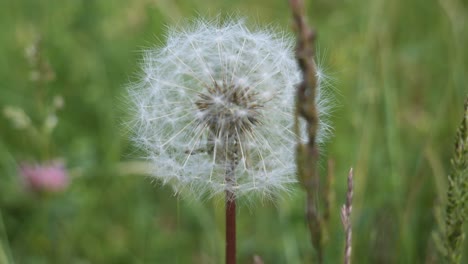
[289,0,324,262]
[341,168,354,264]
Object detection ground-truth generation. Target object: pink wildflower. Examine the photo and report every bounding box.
[19,161,69,193]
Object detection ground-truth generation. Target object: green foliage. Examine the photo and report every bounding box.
[441,99,467,263]
[0,0,467,263]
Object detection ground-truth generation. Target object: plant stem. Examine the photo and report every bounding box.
[0,209,13,264]
[289,0,324,262]
[225,162,236,264]
[341,168,354,264]
[226,189,236,264]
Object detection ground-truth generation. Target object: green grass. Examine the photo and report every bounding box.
[0,0,467,263]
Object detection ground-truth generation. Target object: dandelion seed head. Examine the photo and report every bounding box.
[128,17,332,201]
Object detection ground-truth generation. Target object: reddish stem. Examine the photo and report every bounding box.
[226,190,236,264]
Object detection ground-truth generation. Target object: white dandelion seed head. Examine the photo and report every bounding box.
[128,17,332,201]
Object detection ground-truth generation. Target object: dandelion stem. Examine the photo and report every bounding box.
[225,161,236,264]
[226,190,236,264]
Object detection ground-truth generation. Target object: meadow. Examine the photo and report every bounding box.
[0,0,466,263]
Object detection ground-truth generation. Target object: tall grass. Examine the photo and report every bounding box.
[0,0,466,263]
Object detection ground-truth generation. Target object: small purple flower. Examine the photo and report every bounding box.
[19,161,69,193]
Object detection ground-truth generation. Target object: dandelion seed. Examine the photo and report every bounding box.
[127,18,331,201]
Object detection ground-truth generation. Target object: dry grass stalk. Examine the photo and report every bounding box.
[288,0,324,262]
[341,168,354,264]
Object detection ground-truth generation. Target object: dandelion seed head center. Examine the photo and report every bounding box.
[195,81,265,138]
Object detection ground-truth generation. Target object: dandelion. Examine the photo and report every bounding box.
[128,18,331,200]
[128,17,332,264]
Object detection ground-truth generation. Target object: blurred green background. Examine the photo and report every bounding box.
[0,0,466,263]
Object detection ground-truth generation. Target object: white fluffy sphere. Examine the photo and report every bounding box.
[128,18,330,200]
